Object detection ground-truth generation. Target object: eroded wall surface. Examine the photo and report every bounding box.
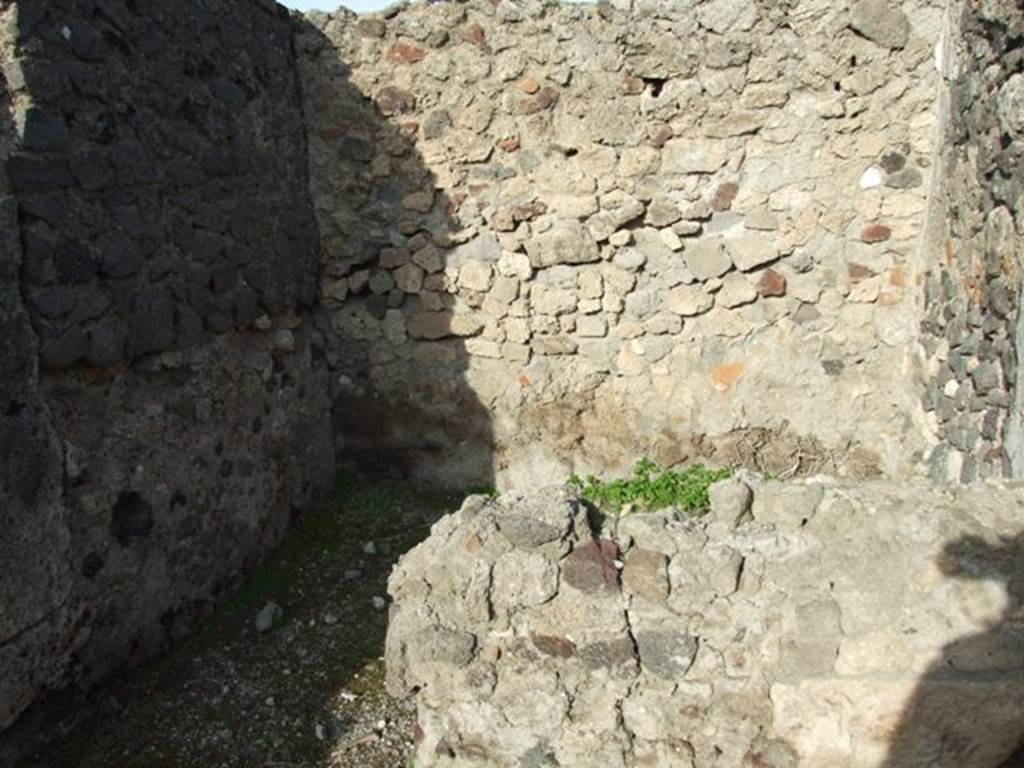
[2,0,1022,752]
[0,0,333,738]
[300,0,948,487]
[919,0,1024,482]
[387,480,1024,767]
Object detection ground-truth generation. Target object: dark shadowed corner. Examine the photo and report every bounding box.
[0,0,495,762]
[294,12,496,491]
[0,0,337,758]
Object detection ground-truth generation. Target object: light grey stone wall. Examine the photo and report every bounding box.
[299,0,949,488]
[386,480,1024,767]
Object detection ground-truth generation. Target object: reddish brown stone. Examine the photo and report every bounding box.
[562,539,620,594]
[519,77,540,94]
[462,23,487,49]
[712,182,739,212]
[889,266,906,287]
[861,223,892,243]
[847,263,876,283]
[518,86,559,115]
[465,531,482,552]
[530,632,577,658]
[356,18,386,38]
[497,135,521,152]
[446,192,467,216]
[538,87,559,109]
[757,268,787,297]
[387,41,427,64]
[512,201,547,221]
[376,86,416,116]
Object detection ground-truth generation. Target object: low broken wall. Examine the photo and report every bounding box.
[386,480,1024,767]
[299,0,949,486]
[0,0,333,741]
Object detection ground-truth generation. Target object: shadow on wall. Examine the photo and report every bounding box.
[882,533,1024,768]
[1,0,333,755]
[296,16,495,490]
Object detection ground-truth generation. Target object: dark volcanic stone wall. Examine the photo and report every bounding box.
[0,0,333,742]
[919,0,1024,482]
[10,0,318,363]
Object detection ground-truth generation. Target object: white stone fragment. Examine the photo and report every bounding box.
[859,167,883,189]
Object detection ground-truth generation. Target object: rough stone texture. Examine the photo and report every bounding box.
[2,0,1023,754]
[850,0,912,50]
[918,0,1024,483]
[0,0,333,740]
[9,0,320,368]
[387,481,1024,767]
[298,0,948,487]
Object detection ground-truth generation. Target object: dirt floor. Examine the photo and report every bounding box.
[19,468,464,768]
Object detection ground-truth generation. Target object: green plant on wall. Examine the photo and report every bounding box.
[568,459,731,515]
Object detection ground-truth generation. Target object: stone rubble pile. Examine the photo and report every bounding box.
[386,480,1024,767]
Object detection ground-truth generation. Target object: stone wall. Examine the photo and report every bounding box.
[2,0,1023,754]
[386,480,1024,767]
[0,0,333,741]
[918,0,1024,482]
[299,0,949,488]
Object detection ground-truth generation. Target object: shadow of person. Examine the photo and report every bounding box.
[294,10,497,493]
[881,532,1024,768]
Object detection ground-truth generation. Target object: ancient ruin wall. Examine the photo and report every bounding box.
[387,480,1024,767]
[918,0,1024,482]
[1,0,1021,752]
[0,0,333,737]
[300,0,949,488]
